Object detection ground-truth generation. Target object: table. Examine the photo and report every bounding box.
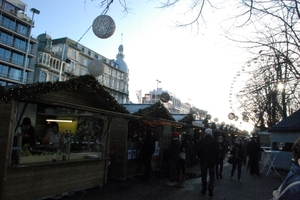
[260,150,281,176]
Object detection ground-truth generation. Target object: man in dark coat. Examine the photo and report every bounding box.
[196,128,219,197]
[246,136,262,175]
[165,131,180,186]
[141,129,156,180]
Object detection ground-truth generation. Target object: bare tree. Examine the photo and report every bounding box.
[94,0,300,129]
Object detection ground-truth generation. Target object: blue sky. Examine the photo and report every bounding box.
[22,0,253,131]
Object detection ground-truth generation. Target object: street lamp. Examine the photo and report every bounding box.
[156,79,161,102]
[21,8,40,84]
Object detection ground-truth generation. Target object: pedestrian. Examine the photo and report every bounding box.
[140,129,156,181]
[216,135,227,179]
[196,128,219,197]
[246,136,262,175]
[272,138,300,199]
[186,134,195,167]
[165,131,180,186]
[177,133,188,182]
[230,137,244,182]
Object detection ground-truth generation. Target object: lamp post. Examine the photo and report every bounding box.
[156,79,161,102]
[21,8,40,84]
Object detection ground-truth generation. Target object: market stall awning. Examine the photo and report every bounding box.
[268,109,300,132]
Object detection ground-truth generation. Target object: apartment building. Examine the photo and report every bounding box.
[35,34,130,104]
[142,89,187,114]
[0,0,38,85]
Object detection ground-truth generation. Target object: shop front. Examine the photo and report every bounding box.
[0,75,132,200]
[109,102,185,180]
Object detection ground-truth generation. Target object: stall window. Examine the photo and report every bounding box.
[11,103,105,165]
[272,142,293,151]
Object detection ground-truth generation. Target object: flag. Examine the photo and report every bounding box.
[135,90,142,103]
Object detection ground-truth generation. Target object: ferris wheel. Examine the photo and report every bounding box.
[228,56,264,125]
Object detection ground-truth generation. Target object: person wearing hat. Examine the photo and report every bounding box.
[196,128,218,197]
[165,131,180,186]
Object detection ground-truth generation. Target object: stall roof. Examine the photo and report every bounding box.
[122,104,152,114]
[123,103,191,128]
[268,109,300,132]
[122,102,174,121]
[0,75,130,115]
[172,114,188,122]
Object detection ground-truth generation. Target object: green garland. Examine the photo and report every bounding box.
[0,75,129,114]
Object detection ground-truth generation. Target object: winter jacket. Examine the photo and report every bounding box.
[278,162,300,200]
[167,138,180,161]
[231,143,244,160]
[196,135,219,165]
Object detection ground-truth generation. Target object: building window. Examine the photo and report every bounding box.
[68,62,74,72]
[108,68,112,75]
[111,79,115,88]
[55,59,59,70]
[14,37,26,51]
[90,51,94,58]
[37,70,47,82]
[2,16,16,31]
[11,52,24,66]
[0,47,11,62]
[38,53,43,63]
[71,49,76,58]
[0,80,6,86]
[83,59,88,66]
[0,64,9,77]
[3,2,15,13]
[9,67,22,81]
[98,75,103,83]
[16,23,28,36]
[0,32,13,46]
[51,75,58,82]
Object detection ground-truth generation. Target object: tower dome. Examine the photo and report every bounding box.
[37,33,52,50]
[115,44,128,73]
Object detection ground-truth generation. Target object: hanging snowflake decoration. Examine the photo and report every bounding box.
[92,15,116,39]
[88,60,104,77]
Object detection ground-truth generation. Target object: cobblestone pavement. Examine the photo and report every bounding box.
[50,157,288,200]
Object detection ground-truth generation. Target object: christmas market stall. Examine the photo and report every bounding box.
[267,109,300,170]
[0,75,134,200]
[109,100,184,180]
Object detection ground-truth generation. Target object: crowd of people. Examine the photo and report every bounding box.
[137,128,300,199]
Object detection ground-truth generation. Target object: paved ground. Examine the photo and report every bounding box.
[48,156,288,200]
